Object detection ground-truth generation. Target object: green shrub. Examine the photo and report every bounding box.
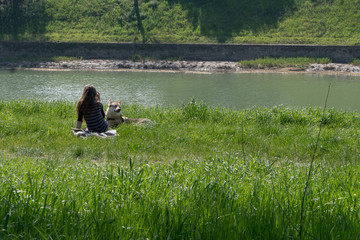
[351,58,360,66]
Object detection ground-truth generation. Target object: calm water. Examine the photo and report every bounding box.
[1,69,360,111]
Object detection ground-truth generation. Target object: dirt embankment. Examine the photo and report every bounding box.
[1,60,360,75]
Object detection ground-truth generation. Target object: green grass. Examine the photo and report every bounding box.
[1,0,360,45]
[1,99,360,239]
[239,57,331,69]
[0,56,83,63]
[2,98,360,164]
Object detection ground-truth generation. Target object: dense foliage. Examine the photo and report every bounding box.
[0,0,359,44]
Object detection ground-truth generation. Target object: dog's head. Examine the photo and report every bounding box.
[106,100,122,119]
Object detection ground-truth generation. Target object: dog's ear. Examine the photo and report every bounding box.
[108,99,113,105]
[118,100,122,104]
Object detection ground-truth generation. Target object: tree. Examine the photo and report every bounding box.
[133,0,146,43]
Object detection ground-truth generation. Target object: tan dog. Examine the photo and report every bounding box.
[105,100,151,127]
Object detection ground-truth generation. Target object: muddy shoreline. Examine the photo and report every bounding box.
[1,60,360,75]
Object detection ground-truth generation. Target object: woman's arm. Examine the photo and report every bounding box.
[76,111,83,129]
[76,121,82,129]
[101,103,105,118]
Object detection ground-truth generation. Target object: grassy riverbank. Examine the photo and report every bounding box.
[238,57,332,70]
[1,99,360,239]
[1,0,360,45]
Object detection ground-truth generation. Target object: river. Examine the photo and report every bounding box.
[1,69,359,111]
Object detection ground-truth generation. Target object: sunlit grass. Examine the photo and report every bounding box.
[1,99,360,239]
[2,0,360,45]
[1,154,360,239]
[1,99,360,163]
[239,57,331,70]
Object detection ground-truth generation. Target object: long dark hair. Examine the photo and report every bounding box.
[76,84,99,115]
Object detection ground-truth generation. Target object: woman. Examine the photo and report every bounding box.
[76,84,108,133]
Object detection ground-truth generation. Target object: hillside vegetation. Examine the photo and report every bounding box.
[0,0,359,44]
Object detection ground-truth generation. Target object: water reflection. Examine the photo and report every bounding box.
[0,69,359,111]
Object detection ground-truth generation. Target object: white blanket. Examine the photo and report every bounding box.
[71,128,117,138]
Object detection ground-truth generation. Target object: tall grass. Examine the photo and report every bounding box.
[1,99,360,238]
[1,155,360,239]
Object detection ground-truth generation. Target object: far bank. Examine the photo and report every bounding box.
[2,42,360,63]
[1,59,360,76]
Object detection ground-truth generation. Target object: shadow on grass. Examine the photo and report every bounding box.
[0,0,50,41]
[168,0,296,42]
